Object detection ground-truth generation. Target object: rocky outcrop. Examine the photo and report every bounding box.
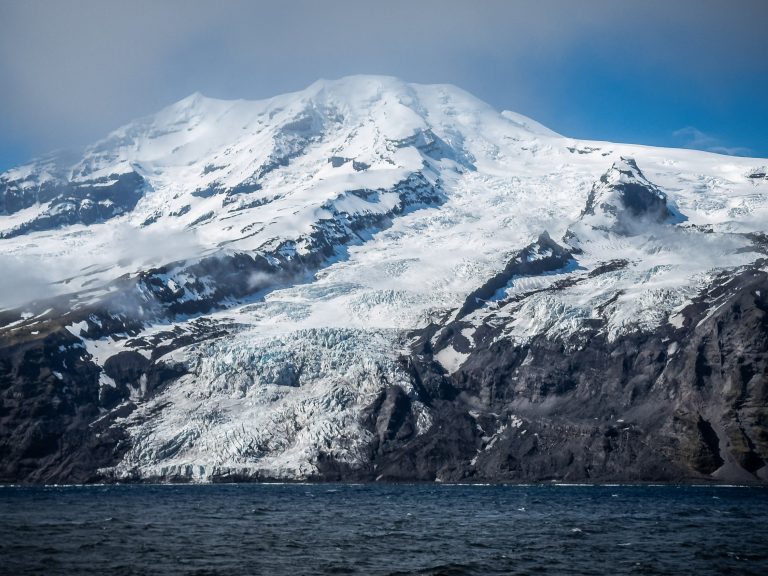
[579,157,679,236]
[359,259,768,484]
[0,322,125,483]
[1,171,147,238]
[456,231,575,319]
[0,307,199,483]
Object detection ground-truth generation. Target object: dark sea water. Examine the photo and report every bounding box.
[1,484,767,575]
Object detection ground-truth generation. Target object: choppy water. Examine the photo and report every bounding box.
[1,483,767,575]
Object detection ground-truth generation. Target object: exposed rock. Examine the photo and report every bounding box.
[580,157,676,235]
[455,231,574,319]
[1,171,147,238]
[0,324,127,483]
[747,166,767,181]
[373,264,768,484]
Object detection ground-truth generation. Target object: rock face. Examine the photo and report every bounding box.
[0,170,147,237]
[581,157,674,232]
[362,263,768,483]
[0,321,125,483]
[0,76,766,484]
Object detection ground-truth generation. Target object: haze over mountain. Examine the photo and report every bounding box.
[2,0,767,170]
[1,76,766,484]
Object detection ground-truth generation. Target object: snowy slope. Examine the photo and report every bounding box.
[1,75,766,482]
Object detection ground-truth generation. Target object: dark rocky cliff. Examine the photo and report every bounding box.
[359,263,768,484]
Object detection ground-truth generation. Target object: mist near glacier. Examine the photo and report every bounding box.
[0,224,203,310]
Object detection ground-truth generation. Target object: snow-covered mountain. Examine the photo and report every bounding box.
[1,75,766,484]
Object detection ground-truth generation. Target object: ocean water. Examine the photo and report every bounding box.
[1,484,767,575]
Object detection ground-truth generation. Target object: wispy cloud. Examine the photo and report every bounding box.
[673,127,753,157]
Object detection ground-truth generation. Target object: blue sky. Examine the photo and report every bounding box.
[0,0,766,172]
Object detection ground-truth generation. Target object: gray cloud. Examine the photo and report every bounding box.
[0,0,766,164]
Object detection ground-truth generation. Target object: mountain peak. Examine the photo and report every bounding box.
[579,157,673,235]
[178,90,206,103]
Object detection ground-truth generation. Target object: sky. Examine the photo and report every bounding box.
[0,0,766,172]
